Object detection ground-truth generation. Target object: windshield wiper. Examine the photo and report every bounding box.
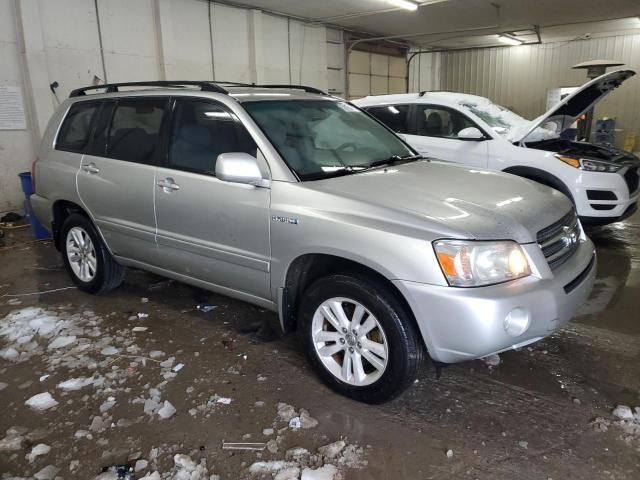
[366,154,424,169]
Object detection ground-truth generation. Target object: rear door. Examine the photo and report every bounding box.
[153,97,271,299]
[403,104,489,168]
[77,97,168,263]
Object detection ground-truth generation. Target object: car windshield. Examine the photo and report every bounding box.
[243,100,416,180]
[459,99,557,142]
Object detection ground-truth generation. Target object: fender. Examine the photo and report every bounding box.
[503,166,574,203]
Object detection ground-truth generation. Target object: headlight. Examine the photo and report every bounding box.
[555,155,621,173]
[433,240,531,287]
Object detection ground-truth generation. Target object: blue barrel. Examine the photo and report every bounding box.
[17,172,50,239]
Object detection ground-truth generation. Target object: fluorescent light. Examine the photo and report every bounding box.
[387,0,419,11]
[497,34,524,46]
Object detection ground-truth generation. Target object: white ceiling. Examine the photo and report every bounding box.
[220,0,640,49]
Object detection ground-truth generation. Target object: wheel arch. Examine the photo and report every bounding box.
[279,253,417,337]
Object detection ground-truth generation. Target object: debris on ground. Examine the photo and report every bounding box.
[197,304,217,313]
[610,404,640,445]
[482,354,501,367]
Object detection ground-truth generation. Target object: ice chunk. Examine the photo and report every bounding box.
[57,377,93,391]
[483,354,500,367]
[27,443,51,463]
[277,403,297,422]
[0,347,19,361]
[158,400,176,419]
[301,464,339,480]
[48,335,76,349]
[140,472,161,480]
[275,467,301,480]
[101,346,119,355]
[446,449,454,458]
[249,461,296,475]
[0,382,7,390]
[318,440,345,460]
[25,392,58,411]
[0,431,24,451]
[613,405,635,420]
[300,408,318,429]
[34,465,60,480]
[135,459,148,472]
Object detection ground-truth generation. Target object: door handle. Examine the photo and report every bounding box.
[81,162,100,174]
[157,177,180,192]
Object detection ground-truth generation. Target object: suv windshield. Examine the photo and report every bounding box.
[243,100,416,180]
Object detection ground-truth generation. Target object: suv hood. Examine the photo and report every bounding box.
[516,69,635,143]
[304,160,572,243]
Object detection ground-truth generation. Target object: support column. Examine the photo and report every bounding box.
[248,9,265,84]
[14,0,55,142]
[154,0,176,80]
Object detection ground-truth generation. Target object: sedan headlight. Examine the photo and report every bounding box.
[433,240,531,287]
[555,154,621,173]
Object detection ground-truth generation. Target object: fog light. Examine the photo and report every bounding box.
[504,307,530,337]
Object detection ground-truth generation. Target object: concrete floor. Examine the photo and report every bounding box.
[1,213,639,479]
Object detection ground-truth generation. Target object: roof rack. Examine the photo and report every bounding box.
[69,80,329,98]
[69,81,228,97]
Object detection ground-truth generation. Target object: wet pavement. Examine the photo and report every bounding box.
[1,213,639,479]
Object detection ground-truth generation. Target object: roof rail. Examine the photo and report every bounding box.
[69,81,228,98]
[254,84,328,95]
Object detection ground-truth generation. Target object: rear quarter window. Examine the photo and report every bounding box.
[55,102,99,153]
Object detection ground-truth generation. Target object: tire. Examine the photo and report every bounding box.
[298,273,424,403]
[60,213,125,294]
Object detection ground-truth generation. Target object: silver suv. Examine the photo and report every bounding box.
[31,81,596,403]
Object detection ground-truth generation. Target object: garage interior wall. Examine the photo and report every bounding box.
[415,33,640,148]
[348,50,407,100]
[0,0,341,212]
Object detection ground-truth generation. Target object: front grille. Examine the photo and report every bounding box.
[624,167,639,194]
[537,209,581,270]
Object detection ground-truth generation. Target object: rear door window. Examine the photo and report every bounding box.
[56,102,99,153]
[168,99,257,175]
[365,104,410,133]
[106,98,168,164]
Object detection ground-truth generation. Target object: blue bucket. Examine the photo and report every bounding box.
[17,172,50,239]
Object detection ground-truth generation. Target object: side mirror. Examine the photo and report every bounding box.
[215,152,269,187]
[457,127,485,141]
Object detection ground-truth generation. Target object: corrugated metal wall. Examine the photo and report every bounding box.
[438,34,640,147]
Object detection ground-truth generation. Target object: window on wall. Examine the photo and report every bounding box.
[414,105,477,139]
[56,102,99,153]
[106,98,168,164]
[168,99,257,175]
[365,105,410,133]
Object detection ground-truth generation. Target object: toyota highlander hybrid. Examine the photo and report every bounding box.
[355,69,640,226]
[31,81,596,403]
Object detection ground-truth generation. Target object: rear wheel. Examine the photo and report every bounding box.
[299,274,423,403]
[61,214,125,294]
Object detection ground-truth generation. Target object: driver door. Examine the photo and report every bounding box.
[404,104,489,168]
[154,98,271,299]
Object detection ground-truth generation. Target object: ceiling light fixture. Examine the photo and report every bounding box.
[497,34,524,46]
[387,0,420,11]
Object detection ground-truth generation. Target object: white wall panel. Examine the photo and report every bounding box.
[97,0,161,82]
[289,21,328,91]
[211,3,251,82]
[438,35,640,146]
[262,14,290,83]
[168,0,213,80]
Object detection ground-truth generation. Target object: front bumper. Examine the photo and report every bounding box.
[573,168,639,222]
[394,238,596,363]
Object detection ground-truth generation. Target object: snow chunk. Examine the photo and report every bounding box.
[27,443,51,463]
[318,440,345,460]
[301,464,339,480]
[100,346,119,356]
[57,377,94,391]
[482,354,500,367]
[274,467,301,480]
[158,400,176,419]
[249,461,296,475]
[25,392,58,411]
[34,465,60,480]
[48,335,76,349]
[613,405,635,421]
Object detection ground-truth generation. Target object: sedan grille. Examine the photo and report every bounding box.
[624,167,639,194]
[537,210,581,270]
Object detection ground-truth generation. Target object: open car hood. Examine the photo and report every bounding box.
[515,69,635,143]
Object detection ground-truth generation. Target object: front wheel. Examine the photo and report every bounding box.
[299,274,424,403]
